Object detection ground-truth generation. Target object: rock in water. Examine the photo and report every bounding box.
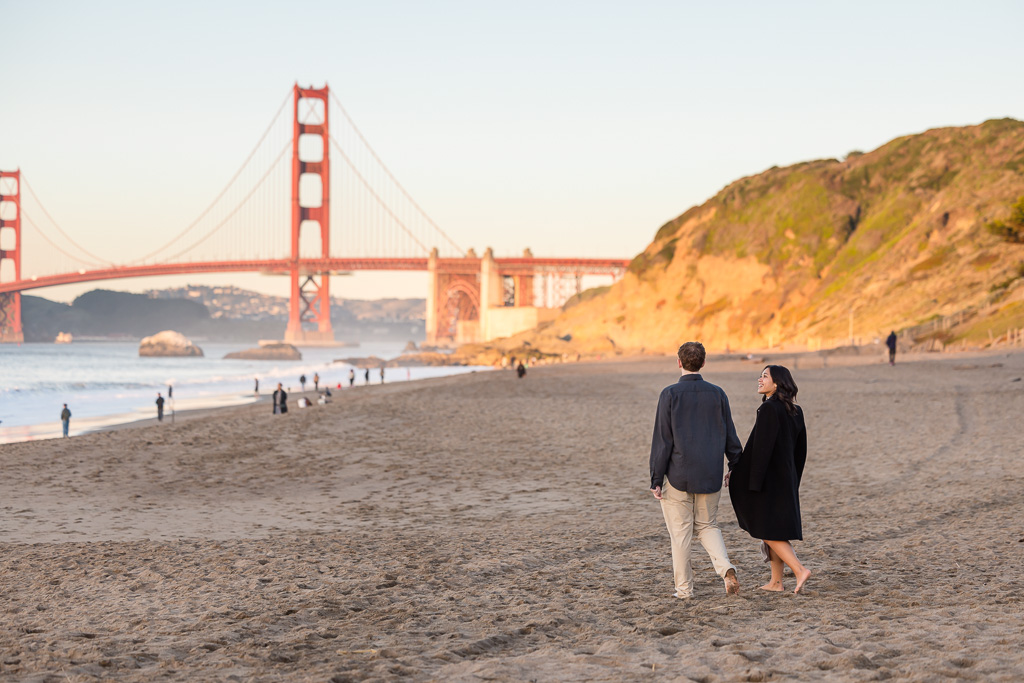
[223,343,302,361]
[139,330,204,357]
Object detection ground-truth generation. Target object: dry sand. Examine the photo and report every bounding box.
[2,350,1024,681]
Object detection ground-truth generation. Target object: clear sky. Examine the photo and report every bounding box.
[3,0,1023,302]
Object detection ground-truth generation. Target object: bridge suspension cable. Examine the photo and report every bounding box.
[329,90,462,255]
[20,208,105,269]
[154,140,290,264]
[329,136,429,254]
[20,175,112,266]
[12,86,466,282]
[128,88,293,265]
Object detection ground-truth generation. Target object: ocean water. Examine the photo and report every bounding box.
[0,341,487,443]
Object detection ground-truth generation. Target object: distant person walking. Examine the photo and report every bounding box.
[886,331,898,366]
[728,365,811,594]
[650,341,742,598]
[156,393,165,422]
[300,374,307,391]
[273,383,288,415]
[313,373,320,391]
[254,377,259,395]
[516,362,526,378]
[380,366,386,384]
[349,369,355,387]
[60,404,71,438]
[364,368,370,385]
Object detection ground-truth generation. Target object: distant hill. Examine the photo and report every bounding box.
[145,285,425,323]
[21,290,278,343]
[471,118,1024,358]
[21,287,426,343]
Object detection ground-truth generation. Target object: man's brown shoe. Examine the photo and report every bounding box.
[724,568,740,594]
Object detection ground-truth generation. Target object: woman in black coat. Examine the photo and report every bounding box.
[728,365,811,593]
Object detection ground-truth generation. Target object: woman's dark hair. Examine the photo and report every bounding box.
[763,365,799,415]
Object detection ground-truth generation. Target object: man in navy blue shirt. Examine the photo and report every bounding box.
[650,341,742,598]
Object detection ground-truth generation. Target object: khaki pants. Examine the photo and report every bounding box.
[660,480,735,596]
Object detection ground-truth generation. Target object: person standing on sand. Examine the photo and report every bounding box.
[254,377,259,395]
[649,341,742,598]
[300,374,307,391]
[380,366,385,384]
[60,404,71,438]
[886,331,898,366]
[364,368,370,385]
[349,368,355,387]
[273,383,288,414]
[156,393,165,422]
[727,365,811,594]
[313,372,320,391]
[516,361,526,378]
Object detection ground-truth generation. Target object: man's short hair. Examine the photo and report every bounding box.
[677,342,706,372]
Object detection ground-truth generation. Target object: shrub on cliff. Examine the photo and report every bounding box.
[986,195,1024,243]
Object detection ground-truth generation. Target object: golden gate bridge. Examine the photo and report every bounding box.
[0,84,628,345]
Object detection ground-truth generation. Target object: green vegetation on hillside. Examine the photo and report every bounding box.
[986,195,1024,243]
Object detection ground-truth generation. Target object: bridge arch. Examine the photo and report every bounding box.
[436,277,480,343]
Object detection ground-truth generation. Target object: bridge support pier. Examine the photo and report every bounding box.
[425,248,439,345]
[0,170,23,344]
[425,247,574,346]
[285,84,334,345]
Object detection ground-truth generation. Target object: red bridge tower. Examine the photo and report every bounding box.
[285,84,333,344]
[0,169,23,343]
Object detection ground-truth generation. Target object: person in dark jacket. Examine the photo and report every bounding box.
[156,393,165,421]
[273,383,288,415]
[60,404,71,438]
[886,331,898,365]
[728,365,811,593]
[650,341,742,598]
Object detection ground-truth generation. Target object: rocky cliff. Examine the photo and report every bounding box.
[502,118,1024,357]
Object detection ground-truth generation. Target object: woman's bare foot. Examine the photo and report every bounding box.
[794,568,812,594]
[759,581,784,592]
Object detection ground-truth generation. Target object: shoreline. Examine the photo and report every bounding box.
[0,367,493,445]
[2,344,1015,446]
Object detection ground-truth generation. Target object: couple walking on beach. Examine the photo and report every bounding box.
[650,341,810,597]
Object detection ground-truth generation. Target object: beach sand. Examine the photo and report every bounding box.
[2,350,1023,681]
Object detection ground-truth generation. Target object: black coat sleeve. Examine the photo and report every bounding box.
[747,402,780,492]
[649,390,673,490]
[794,409,807,487]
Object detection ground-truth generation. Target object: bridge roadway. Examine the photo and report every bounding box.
[0,257,631,294]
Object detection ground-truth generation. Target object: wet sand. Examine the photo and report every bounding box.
[2,350,1023,681]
